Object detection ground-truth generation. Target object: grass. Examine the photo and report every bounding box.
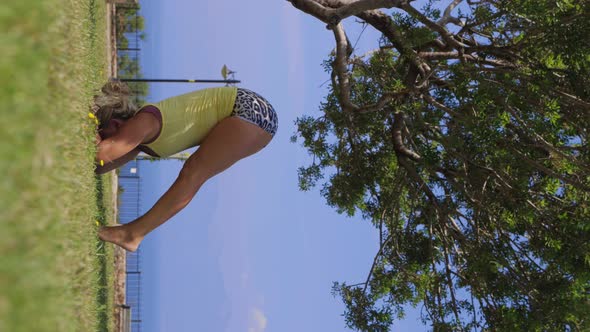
[0,0,115,331]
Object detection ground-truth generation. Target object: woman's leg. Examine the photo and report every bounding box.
[98,116,273,252]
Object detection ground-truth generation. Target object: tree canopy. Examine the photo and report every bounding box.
[288,0,590,330]
[115,5,148,106]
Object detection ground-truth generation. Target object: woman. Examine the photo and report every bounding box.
[94,81,278,252]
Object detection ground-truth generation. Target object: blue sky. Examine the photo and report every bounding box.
[133,1,427,331]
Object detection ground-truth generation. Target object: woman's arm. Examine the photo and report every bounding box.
[95,112,157,164]
[95,148,140,174]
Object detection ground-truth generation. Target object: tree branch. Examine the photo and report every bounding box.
[437,0,464,26]
[502,103,590,173]
[332,24,360,112]
[554,89,590,110]
[392,112,422,161]
[509,147,590,192]
[441,228,463,326]
[357,90,412,113]
[288,0,404,28]
[400,2,468,49]
[362,232,394,294]
[421,93,467,120]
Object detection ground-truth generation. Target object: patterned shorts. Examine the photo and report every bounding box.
[230,88,278,136]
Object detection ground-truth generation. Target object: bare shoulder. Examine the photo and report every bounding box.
[134,110,160,128]
[119,112,161,144]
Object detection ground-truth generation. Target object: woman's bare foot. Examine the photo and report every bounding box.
[98,225,142,252]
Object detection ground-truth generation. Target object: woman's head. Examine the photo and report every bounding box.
[92,81,138,138]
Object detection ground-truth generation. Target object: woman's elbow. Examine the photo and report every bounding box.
[95,150,108,165]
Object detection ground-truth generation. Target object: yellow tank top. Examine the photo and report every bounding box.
[141,87,238,157]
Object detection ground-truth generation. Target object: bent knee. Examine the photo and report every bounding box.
[178,159,209,185]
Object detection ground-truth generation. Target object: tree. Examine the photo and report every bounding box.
[114,4,148,106]
[288,0,590,330]
[117,53,148,105]
[115,6,146,45]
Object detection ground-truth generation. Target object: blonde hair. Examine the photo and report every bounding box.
[92,81,138,129]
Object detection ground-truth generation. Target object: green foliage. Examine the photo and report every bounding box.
[114,5,148,105]
[117,53,148,105]
[293,0,590,330]
[115,6,146,46]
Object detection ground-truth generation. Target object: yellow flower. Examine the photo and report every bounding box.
[100,160,104,166]
[96,220,100,226]
[88,112,96,119]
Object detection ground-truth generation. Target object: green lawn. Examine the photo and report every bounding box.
[0,1,114,331]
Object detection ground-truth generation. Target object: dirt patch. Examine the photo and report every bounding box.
[106,1,118,78]
[105,1,126,331]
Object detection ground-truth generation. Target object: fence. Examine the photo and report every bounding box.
[118,160,143,332]
[119,305,132,332]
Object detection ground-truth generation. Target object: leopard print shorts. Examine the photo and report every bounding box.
[230,88,278,136]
